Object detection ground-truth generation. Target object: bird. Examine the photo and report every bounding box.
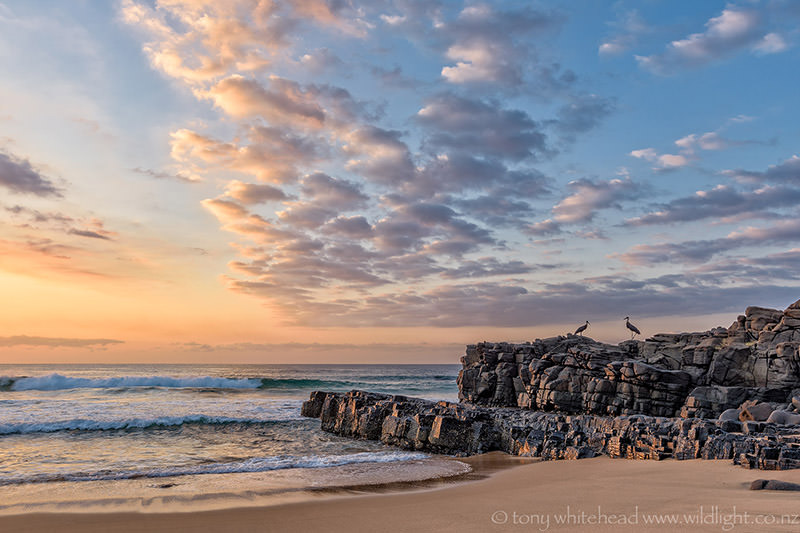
[624,316,641,339]
[574,320,589,336]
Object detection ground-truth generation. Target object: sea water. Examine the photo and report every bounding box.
[0,364,463,512]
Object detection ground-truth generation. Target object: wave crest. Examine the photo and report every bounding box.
[0,414,299,435]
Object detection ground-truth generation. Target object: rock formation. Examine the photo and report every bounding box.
[303,299,800,470]
[302,390,800,469]
[458,299,800,419]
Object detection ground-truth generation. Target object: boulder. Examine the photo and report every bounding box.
[750,479,800,491]
[766,410,800,426]
[719,408,741,421]
[739,402,775,422]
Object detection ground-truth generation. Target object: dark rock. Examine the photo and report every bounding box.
[305,389,800,470]
[750,479,800,491]
[459,300,800,419]
[304,300,800,470]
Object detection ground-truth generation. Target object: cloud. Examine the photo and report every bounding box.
[440,257,532,279]
[636,7,782,74]
[629,147,690,170]
[617,218,800,265]
[224,180,288,204]
[0,151,62,196]
[552,177,642,223]
[625,184,800,226]
[5,205,116,241]
[342,126,416,186]
[599,10,649,56]
[131,167,199,183]
[631,120,771,173]
[300,172,368,210]
[524,219,562,236]
[201,75,326,127]
[675,132,727,151]
[417,93,550,160]
[321,215,373,238]
[116,0,632,328]
[68,228,112,240]
[552,94,616,139]
[753,32,788,55]
[0,335,124,348]
[298,47,343,72]
[440,4,562,86]
[226,275,798,328]
[170,126,323,183]
[724,155,800,184]
[201,197,249,222]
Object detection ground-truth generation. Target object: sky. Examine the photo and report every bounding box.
[1,0,799,363]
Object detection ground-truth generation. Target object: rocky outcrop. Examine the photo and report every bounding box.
[302,299,800,471]
[458,300,800,419]
[303,390,800,470]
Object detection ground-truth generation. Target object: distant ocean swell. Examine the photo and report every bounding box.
[0,373,455,392]
[0,415,306,436]
[0,451,431,486]
[0,374,337,391]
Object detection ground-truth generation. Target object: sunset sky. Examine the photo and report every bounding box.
[1,0,799,363]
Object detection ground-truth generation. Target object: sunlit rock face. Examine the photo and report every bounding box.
[304,299,800,471]
[458,299,800,419]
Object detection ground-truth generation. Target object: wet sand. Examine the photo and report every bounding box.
[5,456,800,532]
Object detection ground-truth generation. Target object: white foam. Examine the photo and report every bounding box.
[1,451,432,484]
[0,415,284,435]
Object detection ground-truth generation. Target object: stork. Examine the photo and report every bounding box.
[624,316,641,339]
[574,320,589,336]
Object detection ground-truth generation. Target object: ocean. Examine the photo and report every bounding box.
[0,364,465,513]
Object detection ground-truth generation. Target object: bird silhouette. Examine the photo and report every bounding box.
[574,320,589,336]
[624,316,641,339]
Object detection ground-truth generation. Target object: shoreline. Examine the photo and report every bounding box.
[4,457,800,532]
[0,452,530,516]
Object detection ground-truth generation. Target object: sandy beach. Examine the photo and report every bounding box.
[5,456,800,532]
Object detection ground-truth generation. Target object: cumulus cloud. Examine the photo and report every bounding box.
[117,0,626,328]
[201,75,326,127]
[170,126,323,183]
[636,6,785,74]
[440,4,561,86]
[300,172,368,210]
[0,151,62,196]
[629,147,690,170]
[753,32,788,55]
[417,94,550,160]
[552,177,642,223]
[630,119,770,173]
[201,197,249,222]
[224,180,288,204]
